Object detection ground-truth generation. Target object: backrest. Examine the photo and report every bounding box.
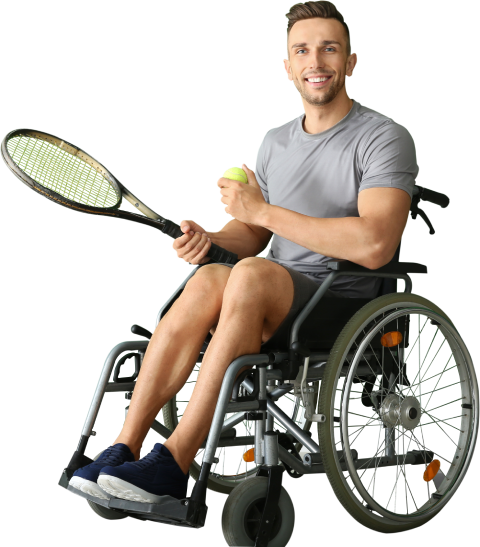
[377,243,401,296]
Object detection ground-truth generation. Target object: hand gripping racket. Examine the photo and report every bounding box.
[1,129,238,264]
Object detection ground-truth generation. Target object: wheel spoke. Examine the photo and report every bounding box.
[408,429,452,464]
[340,414,383,449]
[386,432,418,513]
[405,316,429,362]
[407,330,445,397]
[423,354,453,410]
[423,382,462,402]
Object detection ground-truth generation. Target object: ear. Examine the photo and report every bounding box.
[346,53,357,77]
[282,59,293,82]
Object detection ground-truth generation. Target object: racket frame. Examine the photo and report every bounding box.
[1,128,239,264]
[1,128,168,228]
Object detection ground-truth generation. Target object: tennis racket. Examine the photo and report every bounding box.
[1,128,238,264]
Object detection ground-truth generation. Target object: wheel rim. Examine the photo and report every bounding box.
[332,303,477,523]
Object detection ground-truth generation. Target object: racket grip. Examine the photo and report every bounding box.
[161,219,239,265]
[208,242,239,265]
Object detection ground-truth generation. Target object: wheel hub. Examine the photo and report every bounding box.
[244,498,282,541]
[379,394,422,430]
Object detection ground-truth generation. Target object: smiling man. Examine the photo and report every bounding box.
[70,1,418,504]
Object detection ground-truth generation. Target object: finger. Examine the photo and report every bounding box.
[180,220,191,233]
[172,231,194,251]
[242,164,258,186]
[183,233,210,263]
[178,232,203,258]
[192,237,212,266]
[175,231,200,256]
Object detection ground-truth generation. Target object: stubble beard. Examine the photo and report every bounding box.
[293,71,339,106]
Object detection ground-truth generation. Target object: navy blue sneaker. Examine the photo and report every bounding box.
[69,443,135,500]
[97,443,189,503]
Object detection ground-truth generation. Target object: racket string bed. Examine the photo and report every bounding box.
[2,128,239,265]
[6,135,118,208]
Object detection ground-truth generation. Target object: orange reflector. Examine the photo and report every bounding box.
[243,448,255,462]
[381,331,403,348]
[423,459,441,482]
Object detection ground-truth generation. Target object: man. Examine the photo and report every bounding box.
[69,1,417,502]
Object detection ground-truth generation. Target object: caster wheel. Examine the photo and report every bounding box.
[222,476,294,546]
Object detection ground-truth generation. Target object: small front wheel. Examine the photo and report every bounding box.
[222,476,295,547]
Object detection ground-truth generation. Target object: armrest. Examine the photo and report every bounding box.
[326,259,427,274]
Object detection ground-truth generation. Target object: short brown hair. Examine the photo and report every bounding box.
[286,1,351,56]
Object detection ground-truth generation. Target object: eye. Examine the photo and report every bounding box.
[297,47,335,53]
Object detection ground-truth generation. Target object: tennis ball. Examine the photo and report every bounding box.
[223,167,248,184]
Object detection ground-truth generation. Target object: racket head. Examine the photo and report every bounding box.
[1,129,123,213]
[2,129,239,264]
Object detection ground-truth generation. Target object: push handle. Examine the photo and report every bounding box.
[411,185,450,234]
[418,186,450,209]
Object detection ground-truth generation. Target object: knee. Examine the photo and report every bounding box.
[231,257,266,274]
[183,264,232,313]
[230,257,270,283]
[233,257,262,268]
[225,257,270,305]
[190,263,231,286]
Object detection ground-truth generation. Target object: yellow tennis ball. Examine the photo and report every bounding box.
[223,167,248,184]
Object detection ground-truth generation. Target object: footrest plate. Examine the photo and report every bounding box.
[62,473,207,528]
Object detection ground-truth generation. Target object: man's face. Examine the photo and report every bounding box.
[284,18,356,107]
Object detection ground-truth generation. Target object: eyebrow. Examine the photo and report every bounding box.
[290,40,342,49]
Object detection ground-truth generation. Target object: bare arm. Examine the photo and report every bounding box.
[208,220,272,260]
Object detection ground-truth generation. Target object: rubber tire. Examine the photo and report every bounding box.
[222,477,295,547]
[86,452,128,520]
[318,293,451,533]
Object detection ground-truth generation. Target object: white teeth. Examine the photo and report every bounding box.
[307,77,329,82]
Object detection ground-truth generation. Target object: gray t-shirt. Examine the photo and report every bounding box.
[256,99,419,298]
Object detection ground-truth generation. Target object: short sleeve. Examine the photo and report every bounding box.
[360,122,419,199]
[255,129,270,204]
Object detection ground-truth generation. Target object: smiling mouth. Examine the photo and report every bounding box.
[304,75,332,88]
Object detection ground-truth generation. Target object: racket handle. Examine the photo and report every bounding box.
[161,219,239,265]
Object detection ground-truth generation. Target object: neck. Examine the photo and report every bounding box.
[302,91,353,135]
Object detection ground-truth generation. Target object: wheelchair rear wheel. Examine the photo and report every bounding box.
[318,293,478,532]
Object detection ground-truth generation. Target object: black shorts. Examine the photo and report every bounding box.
[213,260,345,350]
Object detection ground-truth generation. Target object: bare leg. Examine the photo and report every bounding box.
[113,264,231,459]
[163,305,264,473]
[163,258,294,473]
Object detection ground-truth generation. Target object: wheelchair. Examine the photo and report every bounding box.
[59,185,478,546]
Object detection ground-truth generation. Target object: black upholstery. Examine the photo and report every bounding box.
[263,244,423,352]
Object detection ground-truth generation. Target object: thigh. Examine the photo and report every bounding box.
[222,257,295,343]
[187,263,233,334]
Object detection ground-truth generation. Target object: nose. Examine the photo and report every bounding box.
[309,48,325,71]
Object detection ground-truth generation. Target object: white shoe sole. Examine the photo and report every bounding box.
[97,475,164,503]
[69,476,110,500]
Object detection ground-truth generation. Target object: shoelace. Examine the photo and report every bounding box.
[98,446,129,466]
[134,449,166,470]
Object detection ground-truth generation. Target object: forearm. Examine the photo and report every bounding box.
[207,220,267,260]
[259,204,392,269]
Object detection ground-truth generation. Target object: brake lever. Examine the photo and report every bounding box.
[410,196,435,235]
